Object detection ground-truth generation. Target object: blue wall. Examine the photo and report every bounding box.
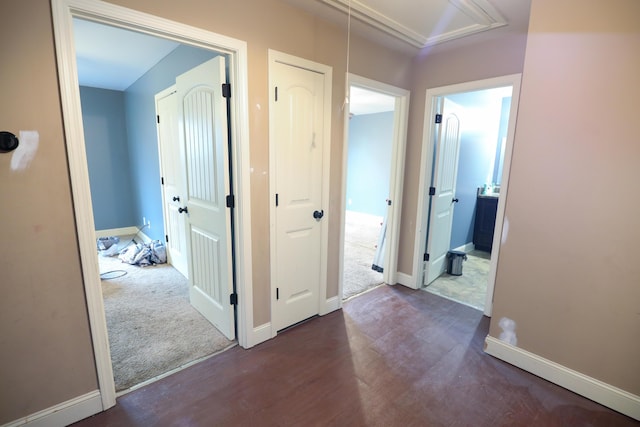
[346,111,394,217]
[124,45,218,241]
[80,45,218,241]
[80,86,137,230]
[448,91,509,250]
[493,97,512,184]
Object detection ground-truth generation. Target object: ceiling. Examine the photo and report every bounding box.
[349,86,395,116]
[284,0,530,55]
[74,0,531,93]
[74,18,179,91]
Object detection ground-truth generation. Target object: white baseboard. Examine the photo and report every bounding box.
[136,229,152,244]
[396,271,415,288]
[95,226,138,238]
[320,295,341,315]
[485,336,640,421]
[3,390,103,427]
[452,242,475,253]
[251,322,273,346]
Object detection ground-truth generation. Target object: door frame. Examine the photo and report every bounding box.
[268,50,333,336]
[339,74,410,299]
[412,74,522,316]
[52,0,254,411]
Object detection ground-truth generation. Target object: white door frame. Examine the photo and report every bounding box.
[268,50,333,335]
[412,74,522,316]
[339,74,410,300]
[51,0,254,411]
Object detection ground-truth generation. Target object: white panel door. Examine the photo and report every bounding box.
[177,57,235,340]
[272,61,326,331]
[156,90,189,278]
[424,98,463,285]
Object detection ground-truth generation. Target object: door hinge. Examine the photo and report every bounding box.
[276,288,279,300]
[424,253,430,261]
[275,86,278,102]
[165,234,169,243]
[230,293,238,305]
[157,115,160,124]
[435,114,442,124]
[387,199,392,206]
[161,177,164,185]
[226,194,235,208]
[222,83,231,98]
[275,193,279,207]
[429,186,436,196]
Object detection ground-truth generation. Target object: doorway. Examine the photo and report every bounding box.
[77,20,236,393]
[340,75,410,301]
[52,0,253,410]
[412,74,522,316]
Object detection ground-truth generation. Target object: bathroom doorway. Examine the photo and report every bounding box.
[413,74,522,316]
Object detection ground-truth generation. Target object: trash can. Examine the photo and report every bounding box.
[447,250,468,276]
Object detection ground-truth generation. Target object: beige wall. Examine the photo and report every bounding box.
[105,0,414,325]
[6,0,637,423]
[397,31,529,275]
[0,1,98,423]
[0,0,413,422]
[488,0,640,394]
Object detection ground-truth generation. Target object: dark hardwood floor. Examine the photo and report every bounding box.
[74,285,637,426]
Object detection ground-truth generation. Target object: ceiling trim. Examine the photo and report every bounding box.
[322,0,507,48]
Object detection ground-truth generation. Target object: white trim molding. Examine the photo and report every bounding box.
[452,242,475,254]
[321,296,341,315]
[95,227,139,238]
[395,272,415,288]
[485,336,640,421]
[3,391,102,427]
[251,323,273,346]
[321,0,506,49]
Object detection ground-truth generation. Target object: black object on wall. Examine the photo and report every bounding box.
[0,131,19,153]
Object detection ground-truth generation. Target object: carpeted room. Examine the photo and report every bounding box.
[97,235,234,392]
[78,37,236,392]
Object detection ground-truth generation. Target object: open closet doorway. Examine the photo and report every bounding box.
[52,0,253,408]
[340,75,410,300]
[413,74,522,316]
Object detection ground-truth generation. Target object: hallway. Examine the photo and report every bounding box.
[73,285,634,426]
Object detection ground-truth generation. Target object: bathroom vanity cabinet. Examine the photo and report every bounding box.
[473,189,498,252]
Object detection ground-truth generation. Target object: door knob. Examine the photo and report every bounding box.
[452,198,459,203]
[313,210,324,219]
[172,196,180,202]
[178,206,188,214]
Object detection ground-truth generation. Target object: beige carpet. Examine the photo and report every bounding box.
[343,211,384,299]
[99,236,234,392]
[423,250,490,311]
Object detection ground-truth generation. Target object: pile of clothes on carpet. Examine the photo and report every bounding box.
[97,236,167,267]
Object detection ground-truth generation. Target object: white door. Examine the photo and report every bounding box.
[177,57,235,340]
[272,60,326,331]
[156,89,189,278]
[424,98,463,285]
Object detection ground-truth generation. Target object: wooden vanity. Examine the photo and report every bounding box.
[473,188,498,252]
